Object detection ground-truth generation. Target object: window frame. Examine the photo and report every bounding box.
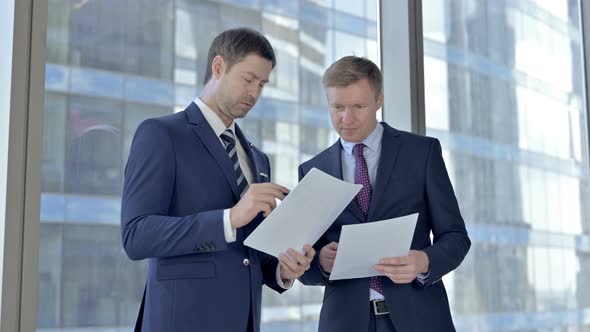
[0,1,46,331]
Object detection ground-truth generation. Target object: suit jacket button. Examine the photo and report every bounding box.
[243,258,250,266]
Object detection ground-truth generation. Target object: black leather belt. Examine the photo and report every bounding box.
[371,299,389,315]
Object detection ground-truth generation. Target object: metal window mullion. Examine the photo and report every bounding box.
[379,0,425,135]
[580,0,590,182]
[0,0,47,331]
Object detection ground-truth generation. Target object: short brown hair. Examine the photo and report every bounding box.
[203,28,276,84]
[322,56,382,99]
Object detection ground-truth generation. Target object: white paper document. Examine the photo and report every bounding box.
[244,168,362,258]
[329,213,419,281]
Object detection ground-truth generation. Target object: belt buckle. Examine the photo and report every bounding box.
[372,299,389,316]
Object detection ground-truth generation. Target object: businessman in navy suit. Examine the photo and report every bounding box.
[298,56,471,331]
[121,28,315,332]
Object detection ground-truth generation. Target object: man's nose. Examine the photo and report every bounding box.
[248,83,262,100]
[341,109,353,123]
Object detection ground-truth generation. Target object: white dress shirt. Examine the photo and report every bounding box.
[339,122,427,300]
[193,97,292,289]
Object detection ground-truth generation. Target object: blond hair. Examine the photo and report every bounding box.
[322,56,383,99]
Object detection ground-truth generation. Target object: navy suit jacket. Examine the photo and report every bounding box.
[121,102,284,332]
[298,123,470,332]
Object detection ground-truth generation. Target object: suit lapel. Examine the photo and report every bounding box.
[185,102,241,200]
[321,141,344,180]
[367,123,401,221]
[321,141,365,223]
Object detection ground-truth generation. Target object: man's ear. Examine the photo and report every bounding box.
[376,93,384,109]
[211,55,225,80]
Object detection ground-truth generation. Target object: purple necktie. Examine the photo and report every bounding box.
[353,144,384,294]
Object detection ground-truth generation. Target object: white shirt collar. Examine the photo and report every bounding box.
[340,122,383,155]
[193,97,236,137]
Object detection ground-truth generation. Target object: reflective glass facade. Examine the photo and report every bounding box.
[423,0,590,330]
[39,1,378,331]
[36,0,590,331]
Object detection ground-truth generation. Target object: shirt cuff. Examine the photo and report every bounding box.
[276,264,293,289]
[223,209,236,243]
[416,271,430,285]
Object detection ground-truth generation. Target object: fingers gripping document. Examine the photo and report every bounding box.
[329,213,419,281]
[244,168,362,257]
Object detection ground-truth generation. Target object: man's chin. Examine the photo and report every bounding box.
[232,110,249,119]
[338,131,360,142]
[232,107,252,119]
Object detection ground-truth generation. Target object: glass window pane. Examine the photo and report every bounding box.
[38,1,379,331]
[423,0,590,330]
[64,96,123,196]
[42,93,66,193]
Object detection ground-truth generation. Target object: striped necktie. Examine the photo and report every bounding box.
[353,143,384,294]
[220,129,249,197]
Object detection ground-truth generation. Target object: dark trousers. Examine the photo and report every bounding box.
[247,308,255,332]
[368,307,396,332]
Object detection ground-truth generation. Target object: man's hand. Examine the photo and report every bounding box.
[279,244,316,281]
[373,250,430,284]
[230,183,289,228]
[319,242,338,273]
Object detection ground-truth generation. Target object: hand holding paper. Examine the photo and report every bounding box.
[373,249,430,284]
[329,213,419,281]
[319,242,339,273]
[278,244,316,281]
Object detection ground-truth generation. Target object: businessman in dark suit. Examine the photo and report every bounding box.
[298,56,471,332]
[121,28,315,332]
